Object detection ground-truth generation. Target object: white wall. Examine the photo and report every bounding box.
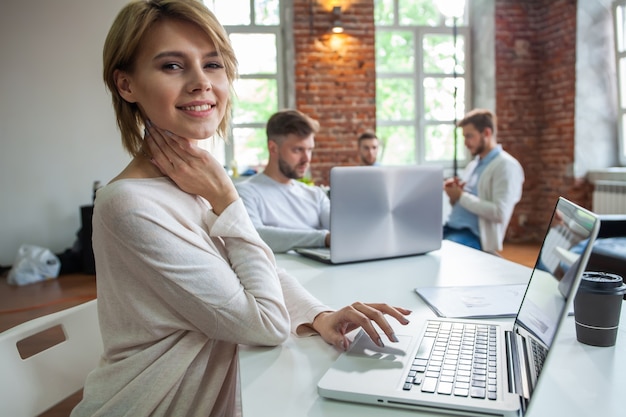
[0,0,130,265]
[575,0,619,177]
[469,0,496,112]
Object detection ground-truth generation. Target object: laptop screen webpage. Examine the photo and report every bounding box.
[514,198,600,347]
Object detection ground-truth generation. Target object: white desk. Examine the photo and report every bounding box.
[240,241,626,416]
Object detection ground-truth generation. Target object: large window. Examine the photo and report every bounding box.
[203,0,286,173]
[205,0,470,172]
[374,0,470,169]
[615,1,626,165]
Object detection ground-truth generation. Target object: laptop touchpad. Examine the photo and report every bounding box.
[347,331,413,360]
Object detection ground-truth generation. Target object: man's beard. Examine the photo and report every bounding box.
[278,158,305,179]
[471,134,487,157]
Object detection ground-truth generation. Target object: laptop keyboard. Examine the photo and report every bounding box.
[530,337,547,378]
[403,320,498,400]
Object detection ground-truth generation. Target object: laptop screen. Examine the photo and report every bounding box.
[514,197,600,347]
[328,165,443,263]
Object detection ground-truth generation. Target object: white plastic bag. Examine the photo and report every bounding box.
[7,244,61,286]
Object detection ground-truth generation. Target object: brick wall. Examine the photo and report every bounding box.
[293,0,592,242]
[496,0,592,241]
[293,0,377,185]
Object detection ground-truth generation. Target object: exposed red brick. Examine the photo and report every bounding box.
[495,0,589,242]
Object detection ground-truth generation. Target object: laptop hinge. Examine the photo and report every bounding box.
[505,330,531,412]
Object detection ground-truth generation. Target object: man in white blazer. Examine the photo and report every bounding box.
[443,109,525,254]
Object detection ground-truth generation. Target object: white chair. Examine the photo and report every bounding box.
[0,299,102,417]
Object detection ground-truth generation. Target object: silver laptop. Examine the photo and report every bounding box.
[295,165,443,264]
[318,197,600,416]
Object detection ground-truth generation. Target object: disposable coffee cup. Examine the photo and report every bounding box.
[574,272,626,347]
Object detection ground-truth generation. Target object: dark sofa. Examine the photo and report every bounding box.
[585,215,626,299]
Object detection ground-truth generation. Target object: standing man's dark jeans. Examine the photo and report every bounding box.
[443,225,482,251]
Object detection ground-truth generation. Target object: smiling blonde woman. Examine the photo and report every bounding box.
[71,1,411,416]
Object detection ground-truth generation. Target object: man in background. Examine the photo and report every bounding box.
[443,108,524,254]
[236,109,330,253]
[357,131,380,166]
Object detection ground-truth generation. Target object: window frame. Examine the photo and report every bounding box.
[614,0,626,166]
[375,2,472,169]
[222,24,287,166]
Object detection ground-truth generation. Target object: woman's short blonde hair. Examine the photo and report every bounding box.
[103,0,237,156]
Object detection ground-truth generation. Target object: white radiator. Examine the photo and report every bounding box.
[592,180,626,214]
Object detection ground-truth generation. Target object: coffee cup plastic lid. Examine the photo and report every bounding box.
[579,272,626,295]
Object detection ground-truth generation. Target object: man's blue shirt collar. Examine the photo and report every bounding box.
[477,144,502,165]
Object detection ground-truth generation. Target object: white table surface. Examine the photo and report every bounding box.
[239,240,626,416]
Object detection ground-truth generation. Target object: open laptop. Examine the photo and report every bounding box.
[295,165,443,264]
[318,197,600,416]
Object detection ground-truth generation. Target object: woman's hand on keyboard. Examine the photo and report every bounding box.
[311,303,412,351]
